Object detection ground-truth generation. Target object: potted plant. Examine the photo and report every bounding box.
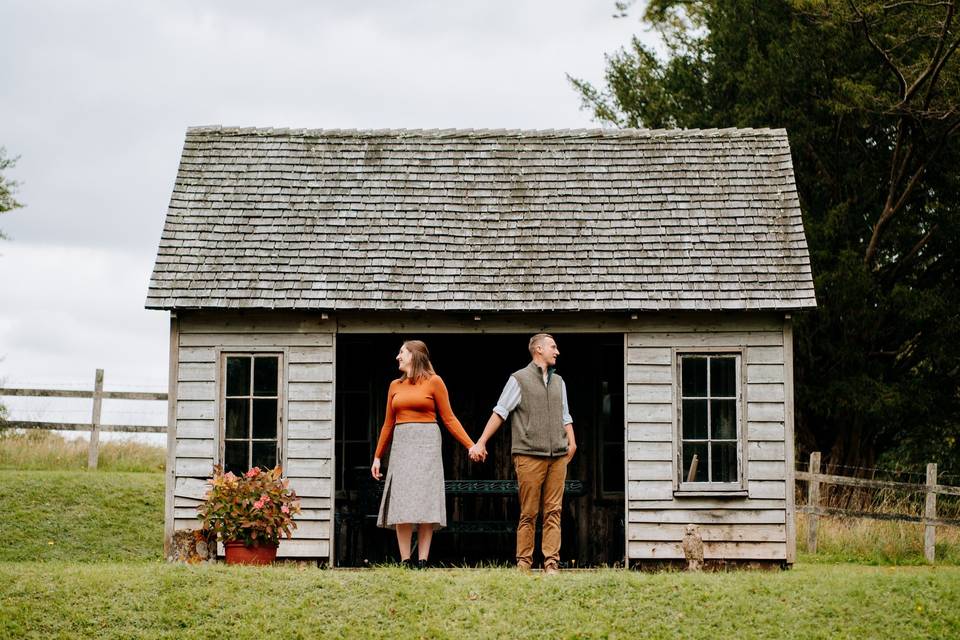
[197,465,301,565]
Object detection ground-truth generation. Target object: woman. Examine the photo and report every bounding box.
[371,340,475,568]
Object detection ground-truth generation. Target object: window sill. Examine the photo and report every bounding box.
[673,489,748,498]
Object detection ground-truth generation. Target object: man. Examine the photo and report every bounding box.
[469,333,576,575]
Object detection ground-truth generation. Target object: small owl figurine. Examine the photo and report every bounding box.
[681,523,704,571]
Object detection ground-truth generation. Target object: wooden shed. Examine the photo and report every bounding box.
[146,126,816,567]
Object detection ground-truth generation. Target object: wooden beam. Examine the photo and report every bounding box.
[806,452,820,553]
[87,369,104,469]
[797,505,960,528]
[926,463,937,563]
[0,388,167,401]
[795,471,960,497]
[6,421,165,433]
[164,312,180,560]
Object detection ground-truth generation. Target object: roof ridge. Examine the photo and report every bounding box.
[185,125,787,139]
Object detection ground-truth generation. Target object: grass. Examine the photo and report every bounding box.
[0,470,163,562]
[1,469,959,637]
[0,430,165,472]
[1,563,959,639]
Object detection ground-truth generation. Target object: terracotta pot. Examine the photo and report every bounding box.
[224,541,279,565]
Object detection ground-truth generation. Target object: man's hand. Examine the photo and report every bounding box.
[564,424,577,463]
[468,442,487,462]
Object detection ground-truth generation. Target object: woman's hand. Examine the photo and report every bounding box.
[371,458,382,480]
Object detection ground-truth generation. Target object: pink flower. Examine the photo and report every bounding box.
[223,472,237,481]
[258,493,271,504]
[245,467,261,478]
[281,505,290,514]
[254,499,265,509]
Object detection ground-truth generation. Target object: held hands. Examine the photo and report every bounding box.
[370,457,382,480]
[468,441,487,463]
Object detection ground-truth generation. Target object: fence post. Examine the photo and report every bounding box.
[925,463,937,563]
[807,451,821,553]
[87,369,104,469]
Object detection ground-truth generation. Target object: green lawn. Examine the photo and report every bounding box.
[0,470,163,562]
[1,562,959,639]
[2,469,960,638]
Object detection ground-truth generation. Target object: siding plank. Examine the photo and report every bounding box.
[286,458,333,477]
[287,439,333,458]
[749,480,787,500]
[178,362,216,383]
[181,333,330,347]
[628,541,786,560]
[287,401,333,421]
[288,364,334,383]
[747,422,785,442]
[175,458,215,477]
[627,461,673,481]
[287,421,334,440]
[627,403,672,423]
[747,364,784,384]
[627,481,674,501]
[175,439,215,459]
[747,384,785,403]
[749,402,785,422]
[627,384,673,403]
[627,347,672,365]
[288,382,333,402]
[748,460,787,481]
[627,423,672,442]
[627,365,673,384]
[749,441,786,461]
[176,382,216,401]
[628,509,786,524]
[627,441,673,462]
[177,420,215,439]
[628,523,786,543]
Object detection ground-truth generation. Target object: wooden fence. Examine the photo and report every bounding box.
[797,451,960,562]
[0,368,167,469]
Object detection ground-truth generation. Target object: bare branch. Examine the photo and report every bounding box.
[850,0,907,99]
[889,224,939,282]
[915,1,957,108]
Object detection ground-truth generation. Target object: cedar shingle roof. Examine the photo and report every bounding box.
[145,126,816,312]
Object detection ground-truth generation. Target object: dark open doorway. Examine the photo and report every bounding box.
[333,333,624,567]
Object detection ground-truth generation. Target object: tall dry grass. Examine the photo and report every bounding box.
[0,429,164,472]
[798,480,960,564]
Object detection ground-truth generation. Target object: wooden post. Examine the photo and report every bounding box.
[806,451,821,553]
[925,463,937,563]
[87,369,104,469]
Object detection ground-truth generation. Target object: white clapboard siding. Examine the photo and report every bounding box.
[287,420,334,440]
[629,498,785,510]
[178,362,216,382]
[747,422,785,442]
[278,539,330,558]
[177,419,216,439]
[628,541,786,560]
[748,480,787,500]
[172,311,336,561]
[628,523,786,543]
[627,442,672,461]
[175,439,215,459]
[174,477,210,500]
[625,313,790,563]
[285,458,332,477]
[628,509,786,525]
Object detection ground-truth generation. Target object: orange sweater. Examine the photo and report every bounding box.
[374,374,474,458]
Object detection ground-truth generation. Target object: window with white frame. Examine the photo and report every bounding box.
[222,354,282,475]
[677,353,742,489]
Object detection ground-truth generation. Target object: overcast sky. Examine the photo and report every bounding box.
[0,0,651,437]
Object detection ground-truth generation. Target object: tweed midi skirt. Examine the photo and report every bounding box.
[377,422,446,530]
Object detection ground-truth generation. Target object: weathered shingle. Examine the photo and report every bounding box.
[145,126,816,312]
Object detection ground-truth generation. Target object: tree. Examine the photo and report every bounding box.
[571,0,960,473]
[0,146,22,240]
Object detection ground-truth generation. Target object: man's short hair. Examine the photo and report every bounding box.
[528,333,554,357]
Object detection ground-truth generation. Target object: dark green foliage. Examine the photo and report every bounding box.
[572,1,960,472]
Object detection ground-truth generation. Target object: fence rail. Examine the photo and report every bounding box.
[798,452,957,562]
[0,368,168,468]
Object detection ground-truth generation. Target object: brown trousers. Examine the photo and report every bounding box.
[513,454,567,568]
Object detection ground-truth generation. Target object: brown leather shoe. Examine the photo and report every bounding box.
[543,563,560,576]
[517,562,532,574]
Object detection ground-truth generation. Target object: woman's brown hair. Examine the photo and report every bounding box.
[399,340,435,383]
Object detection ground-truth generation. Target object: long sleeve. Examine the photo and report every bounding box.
[373,381,398,458]
[431,375,475,449]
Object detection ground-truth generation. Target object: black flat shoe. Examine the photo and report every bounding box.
[401,558,414,569]
[416,559,429,570]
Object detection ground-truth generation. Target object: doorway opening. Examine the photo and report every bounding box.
[333,333,624,567]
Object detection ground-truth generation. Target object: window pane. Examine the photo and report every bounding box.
[224,441,248,476]
[682,399,708,439]
[254,357,278,396]
[710,357,736,397]
[711,399,737,439]
[682,442,708,483]
[681,357,707,397]
[711,442,739,483]
[252,399,278,439]
[252,441,277,470]
[225,399,249,439]
[226,357,251,396]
